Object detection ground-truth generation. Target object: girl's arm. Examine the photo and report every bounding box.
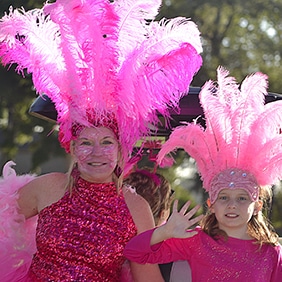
[124,200,203,265]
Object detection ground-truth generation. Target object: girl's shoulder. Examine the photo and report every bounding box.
[272,242,282,256]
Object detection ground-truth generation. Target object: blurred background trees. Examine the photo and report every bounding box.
[1,0,281,234]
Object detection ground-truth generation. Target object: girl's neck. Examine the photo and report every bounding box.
[222,227,252,240]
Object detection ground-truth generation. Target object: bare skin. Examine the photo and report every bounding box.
[150,200,203,245]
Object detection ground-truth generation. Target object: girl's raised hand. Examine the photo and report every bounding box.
[151,200,203,245]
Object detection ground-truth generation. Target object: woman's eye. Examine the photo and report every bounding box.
[81,141,92,146]
[76,140,92,146]
[102,139,114,145]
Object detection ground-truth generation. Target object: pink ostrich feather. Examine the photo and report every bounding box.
[158,66,282,191]
[44,0,119,120]
[0,0,202,158]
[116,15,202,148]
[230,72,268,163]
[0,7,64,96]
[113,0,162,60]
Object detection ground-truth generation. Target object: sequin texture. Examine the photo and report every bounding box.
[28,177,137,281]
[124,228,282,281]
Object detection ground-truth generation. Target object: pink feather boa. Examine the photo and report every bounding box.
[0,161,37,282]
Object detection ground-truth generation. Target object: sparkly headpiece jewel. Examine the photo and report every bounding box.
[158,66,282,203]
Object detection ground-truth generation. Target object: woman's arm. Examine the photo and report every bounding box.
[124,187,164,282]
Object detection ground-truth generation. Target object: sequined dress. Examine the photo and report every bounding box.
[28,177,137,281]
[124,228,282,281]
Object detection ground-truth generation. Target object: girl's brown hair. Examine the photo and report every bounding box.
[200,186,279,247]
[124,170,173,225]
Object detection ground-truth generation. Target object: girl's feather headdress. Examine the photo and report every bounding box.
[0,0,202,160]
[158,66,282,203]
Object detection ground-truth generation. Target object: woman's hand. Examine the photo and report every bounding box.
[150,200,203,245]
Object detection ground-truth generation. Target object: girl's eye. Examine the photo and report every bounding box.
[218,196,227,200]
[238,196,247,201]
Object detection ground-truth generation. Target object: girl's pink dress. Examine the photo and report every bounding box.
[124,228,282,281]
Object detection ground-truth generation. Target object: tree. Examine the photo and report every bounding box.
[159,0,282,91]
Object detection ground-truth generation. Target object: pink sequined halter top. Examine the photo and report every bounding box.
[28,175,137,281]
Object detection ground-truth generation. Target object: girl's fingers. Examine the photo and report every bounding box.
[179,200,191,214]
[172,199,179,212]
[188,214,204,227]
[172,200,202,226]
[184,204,201,219]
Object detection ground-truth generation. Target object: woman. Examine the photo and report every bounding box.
[14,124,163,281]
[0,0,202,280]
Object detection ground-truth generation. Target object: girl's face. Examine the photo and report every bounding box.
[73,127,119,183]
[210,189,261,239]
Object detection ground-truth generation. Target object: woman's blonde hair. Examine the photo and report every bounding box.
[200,186,279,247]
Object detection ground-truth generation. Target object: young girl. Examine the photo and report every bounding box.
[124,67,282,281]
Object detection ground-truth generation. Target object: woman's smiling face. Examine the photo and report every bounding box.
[73,127,119,183]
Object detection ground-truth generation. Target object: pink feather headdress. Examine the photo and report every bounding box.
[0,0,202,160]
[158,66,282,203]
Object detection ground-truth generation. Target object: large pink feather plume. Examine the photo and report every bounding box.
[113,0,162,59]
[0,0,202,161]
[0,7,64,97]
[158,66,282,191]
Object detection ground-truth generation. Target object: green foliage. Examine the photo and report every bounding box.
[159,0,282,92]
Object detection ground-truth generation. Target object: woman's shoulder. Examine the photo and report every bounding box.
[37,172,68,208]
[42,172,67,185]
[122,184,155,232]
[122,184,154,214]
[18,172,68,218]
[23,172,67,194]
[122,184,152,211]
